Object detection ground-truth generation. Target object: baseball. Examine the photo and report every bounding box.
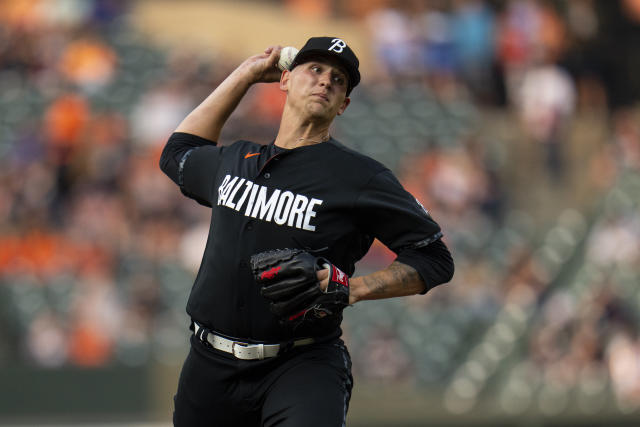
[277,46,299,71]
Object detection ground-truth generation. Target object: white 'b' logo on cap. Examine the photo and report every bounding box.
[328,38,346,53]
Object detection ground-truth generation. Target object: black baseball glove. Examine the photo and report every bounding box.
[250,248,350,326]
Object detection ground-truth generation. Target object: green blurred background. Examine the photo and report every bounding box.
[1,0,639,426]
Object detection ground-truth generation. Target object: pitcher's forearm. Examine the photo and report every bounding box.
[175,46,282,140]
[349,261,425,304]
[175,68,253,141]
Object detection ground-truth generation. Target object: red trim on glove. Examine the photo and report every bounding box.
[288,309,307,321]
[331,266,349,287]
[260,266,281,280]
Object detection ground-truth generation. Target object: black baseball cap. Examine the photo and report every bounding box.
[291,36,361,95]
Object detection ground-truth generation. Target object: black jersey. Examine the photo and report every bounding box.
[161,132,445,342]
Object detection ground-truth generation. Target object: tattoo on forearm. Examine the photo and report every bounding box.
[363,274,386,297]
[389,261,420,287]
[362,261,423,299]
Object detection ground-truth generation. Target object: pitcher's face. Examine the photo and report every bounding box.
[281,57,350,122]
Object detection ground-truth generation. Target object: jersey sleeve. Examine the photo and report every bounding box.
[354,169,443,252]
[354,169,453,292]
[159,132,225,207]
[394,239,454,294]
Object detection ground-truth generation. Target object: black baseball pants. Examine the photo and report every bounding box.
[173,334,353,427]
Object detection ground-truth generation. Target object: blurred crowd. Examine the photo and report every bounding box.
[0,0,212,367]
[364,0,640,179]
[0,0,639,414]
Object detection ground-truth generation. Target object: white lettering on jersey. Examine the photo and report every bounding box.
[217,175,231,205]
[234,180,253,211]
[225,178,245,209]
[274,191,294,225]
[244,183,259,216]
[217,175,322,231]
[288,194,308,228]
[221,176,238,205]
[251,186,281,222]
[303,198,323,232]
[329,38,346,53]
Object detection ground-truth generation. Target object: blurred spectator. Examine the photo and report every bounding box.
[495,0,541,100]
[496,0,567,103]
[58,34,117,91]
[130,80,193,147]
[450,0,496,102]
[67,267,122,366]
[400,147,493,223]
[26,310,68,367]
[516,58,576,180]
[607,331,640,405]
[366,2,417,80]
[414,2,457,78]
[586,216,639,267]
[44,93,90,157]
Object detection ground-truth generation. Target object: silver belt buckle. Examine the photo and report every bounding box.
[232,341,267,360]
[231,340,247,358]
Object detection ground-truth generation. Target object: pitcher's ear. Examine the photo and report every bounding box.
[337,97,351,116]
[280,69,290,92]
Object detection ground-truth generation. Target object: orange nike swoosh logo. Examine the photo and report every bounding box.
[244,152,260,159]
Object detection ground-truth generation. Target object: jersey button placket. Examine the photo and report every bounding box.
[264,172,271,179]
